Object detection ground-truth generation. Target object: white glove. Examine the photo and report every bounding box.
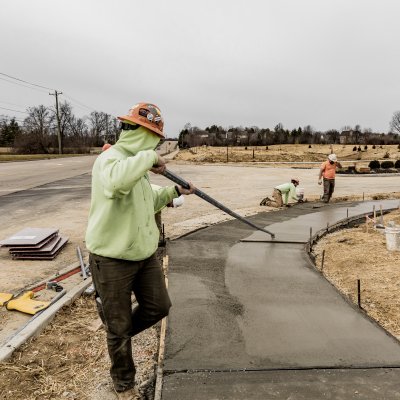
[173,195,185,208]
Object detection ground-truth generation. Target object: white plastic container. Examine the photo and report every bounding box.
[385,226,400,251]
[296,187,305,200]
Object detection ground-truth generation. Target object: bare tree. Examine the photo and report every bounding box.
[325,129,340,144]
[15,105,53,153]
[68,116,90,148]
[390,111,400,134]
[89,111,108,146]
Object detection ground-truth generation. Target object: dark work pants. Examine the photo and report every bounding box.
[89,253,171,392]
[322,178,335,203]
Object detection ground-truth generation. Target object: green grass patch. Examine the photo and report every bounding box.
[0,154,89,162]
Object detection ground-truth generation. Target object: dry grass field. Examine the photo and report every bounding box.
[175,144,400,164]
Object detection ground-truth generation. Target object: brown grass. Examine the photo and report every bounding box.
[175,144,400,164]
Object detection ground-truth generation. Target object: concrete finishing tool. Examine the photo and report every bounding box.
[162,169,275,238]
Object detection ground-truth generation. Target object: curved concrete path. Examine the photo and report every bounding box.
[162,200,400,399]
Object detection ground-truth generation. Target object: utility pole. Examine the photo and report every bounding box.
[225,132,229,163]
[105,113,109,143]
[49,90,63,154]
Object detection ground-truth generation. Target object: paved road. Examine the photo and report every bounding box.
[162,200,400,399]
[0,155,96,196]
[1,155,399,199]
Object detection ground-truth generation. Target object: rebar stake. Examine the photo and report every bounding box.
[321,250,325,272]
[357,279,361,308]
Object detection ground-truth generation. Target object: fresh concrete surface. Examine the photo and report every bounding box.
[163,202,400,398]
[248,200,400,242]
[162,369,400,400]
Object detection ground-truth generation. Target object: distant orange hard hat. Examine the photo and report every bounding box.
[102,143,112,151]
[117,103,164,138]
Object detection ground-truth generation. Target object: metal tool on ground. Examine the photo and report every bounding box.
[46,281,64,292]
[77,246,89,279]
[162,169,275,238]
[84,284,95,296]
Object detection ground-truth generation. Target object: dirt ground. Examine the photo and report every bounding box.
[313,209,400,340]
[1,155,400,399]
[175,144,400,164]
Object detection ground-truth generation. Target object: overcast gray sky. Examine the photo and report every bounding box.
[1,0,399,138]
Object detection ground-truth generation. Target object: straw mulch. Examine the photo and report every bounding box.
[0,296,159,400]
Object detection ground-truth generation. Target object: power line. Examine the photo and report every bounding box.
[0,100,28,108]
[0,72,112,116]
[0,106,28,114]
[0,72,54,91]
[0,114,25,123]
[0,76,49,94]
[63,93,97,112]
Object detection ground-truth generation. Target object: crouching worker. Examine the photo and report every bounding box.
[85,103,195,400]
[260,178,300,207]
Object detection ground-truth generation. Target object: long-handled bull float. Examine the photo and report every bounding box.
[162,169,275,239]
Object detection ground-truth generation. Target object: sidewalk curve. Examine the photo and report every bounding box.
[162,200,400,399]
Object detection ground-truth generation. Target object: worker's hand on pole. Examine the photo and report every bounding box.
[178,182,196,195]
[151,155,166,174]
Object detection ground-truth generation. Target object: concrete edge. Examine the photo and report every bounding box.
[0,278,92,362]
[154,255,169,400]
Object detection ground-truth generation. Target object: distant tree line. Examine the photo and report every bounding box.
[0,101,119,154]
[3,105,400,153]
[178,111,400,148]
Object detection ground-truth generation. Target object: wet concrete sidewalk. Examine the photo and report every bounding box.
[162,200,400,399]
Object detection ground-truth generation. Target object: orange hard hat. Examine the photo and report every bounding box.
[102,143,112,151]
[117,103,164,138]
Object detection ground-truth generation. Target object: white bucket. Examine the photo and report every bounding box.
[296,188,305,200]
[385,226,400,251]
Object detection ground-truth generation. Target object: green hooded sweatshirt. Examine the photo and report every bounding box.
[85,126,178,261]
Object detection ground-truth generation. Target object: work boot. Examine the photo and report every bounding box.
[260,197,271,206]
[115,387,140,400]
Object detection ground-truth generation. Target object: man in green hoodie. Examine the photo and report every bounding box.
[260,178,300,207]
[86,103,194,399]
